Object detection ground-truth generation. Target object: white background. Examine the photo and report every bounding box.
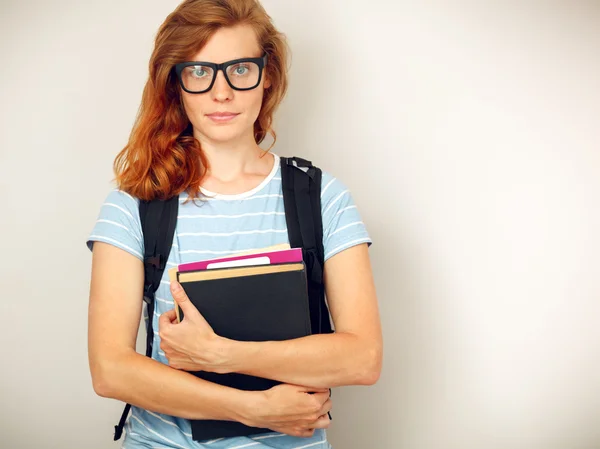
[1,1,599,448]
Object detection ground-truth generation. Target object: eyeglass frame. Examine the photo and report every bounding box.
[173,53,268,94]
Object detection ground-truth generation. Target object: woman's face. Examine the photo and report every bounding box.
[179,24,271,146]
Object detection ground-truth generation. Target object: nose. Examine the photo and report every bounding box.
[211,69,233,101]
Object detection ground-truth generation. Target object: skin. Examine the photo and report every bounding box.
[88,24,382,440]
[180,24,275,195]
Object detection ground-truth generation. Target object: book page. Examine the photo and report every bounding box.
[178,262,304,283]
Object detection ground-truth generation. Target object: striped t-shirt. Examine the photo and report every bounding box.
[86,153,372,449]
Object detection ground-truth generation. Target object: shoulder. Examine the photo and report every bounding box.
[318,169,358,219]
[102,189,141,216]
[315,168,372,261]
[86,189,144,261]
[320,169,349,201]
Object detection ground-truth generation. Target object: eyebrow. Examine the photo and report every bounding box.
[188,54,262,63]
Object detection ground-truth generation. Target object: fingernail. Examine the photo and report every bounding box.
[171,281,182,292]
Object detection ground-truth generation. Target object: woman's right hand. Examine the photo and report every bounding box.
[242,383,332,438]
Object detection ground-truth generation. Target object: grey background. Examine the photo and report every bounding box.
[1,1,599,448]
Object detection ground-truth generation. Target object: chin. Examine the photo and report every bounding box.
[206,128,243,142]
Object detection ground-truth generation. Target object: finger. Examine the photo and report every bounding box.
[319,398,332,415]
[312,392,331,404]
[170,281,198,318]
[163,308,179,324]
[305,411,331,432]
[298,385,329,393]
[158,311,172,330]
[162,309,177,322]
[313,414,331,429]
[302,428,316,438]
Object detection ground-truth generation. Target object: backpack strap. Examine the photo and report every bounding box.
[280,156,333,336]
[113,195,179,441]
[281,156,334,421]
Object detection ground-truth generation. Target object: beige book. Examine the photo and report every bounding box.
[178,262,303,283]
[167,243,298,322]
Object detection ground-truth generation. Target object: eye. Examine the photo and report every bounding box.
[231,64,250,76]
[190,66,210,78]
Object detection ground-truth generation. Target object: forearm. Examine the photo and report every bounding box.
[93,350,255,422]
[228,332,380,388]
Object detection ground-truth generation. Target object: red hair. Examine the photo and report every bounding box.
[112,0,289,202]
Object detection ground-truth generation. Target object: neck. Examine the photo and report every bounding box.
[195,130,265,182]
[193,128,272,182]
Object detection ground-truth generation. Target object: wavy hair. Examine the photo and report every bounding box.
[112,0,289,202]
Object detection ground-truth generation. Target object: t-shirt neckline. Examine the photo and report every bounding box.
[200,153,280,200]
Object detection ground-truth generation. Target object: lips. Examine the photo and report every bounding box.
[207,112,239,117]
[206,112,240,123]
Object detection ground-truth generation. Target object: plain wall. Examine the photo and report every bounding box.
[1,1,599,448]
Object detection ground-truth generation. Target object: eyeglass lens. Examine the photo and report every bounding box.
[181,61,260,92]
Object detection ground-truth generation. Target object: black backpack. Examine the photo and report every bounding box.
[113,156,333,441]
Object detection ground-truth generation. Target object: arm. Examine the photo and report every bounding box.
[88,241,254,421]
[226,243,383,388]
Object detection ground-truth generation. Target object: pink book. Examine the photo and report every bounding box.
[178,247,303,273]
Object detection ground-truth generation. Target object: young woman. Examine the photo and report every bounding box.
[86,1,382,448]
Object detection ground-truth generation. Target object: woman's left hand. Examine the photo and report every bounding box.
[158,281,233,374]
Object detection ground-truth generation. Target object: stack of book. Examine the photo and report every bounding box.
[167,244,313,441]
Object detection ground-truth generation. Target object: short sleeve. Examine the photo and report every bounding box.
[86,189,144,261]
[321,171,372,261]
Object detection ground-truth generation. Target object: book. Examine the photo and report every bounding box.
[178,247,303,272]
[166,253,313,441]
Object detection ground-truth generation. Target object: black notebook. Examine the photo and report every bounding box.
[172,262,312,442]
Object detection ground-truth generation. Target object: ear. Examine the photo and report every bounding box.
[263,73,272,89]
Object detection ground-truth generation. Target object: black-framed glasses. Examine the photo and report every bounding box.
[174,53,268,94]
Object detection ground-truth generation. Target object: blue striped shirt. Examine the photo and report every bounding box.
[86,153,372,449]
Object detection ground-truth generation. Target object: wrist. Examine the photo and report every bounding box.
[215,336,242,374]
[235,389,267,427]
[223,338,257,375]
